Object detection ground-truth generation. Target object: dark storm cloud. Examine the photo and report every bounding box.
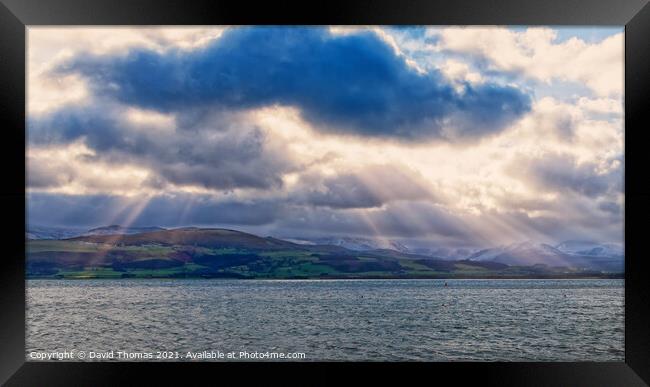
[135,196,283,226]
[274,201,472,240]
[27,161,71,189]
[27,191,468,241]
[27,190,622,247]
[294,165,432,209]
[58,27,531,140]
[299,174,386,209]
[27,193,284,228]
[28,193,122,227]
[502,206,622,244]
[598,200,622,216]
[28,105,296,191]
[512,153,622,198]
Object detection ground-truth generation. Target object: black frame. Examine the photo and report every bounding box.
[1,0,649,385]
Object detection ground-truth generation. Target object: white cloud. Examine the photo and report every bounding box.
[28,72,89,115]
[27,27,225,115]
[125,107,176,133]
[438,58,484,91]
[432,27,623,97]
[28,27,225,59]
[26,27,624,245]
[27,142,153,196]
[577,97,623,115]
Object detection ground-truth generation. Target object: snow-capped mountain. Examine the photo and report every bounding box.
[290,236,411,253]
[467,241,623,272]
[468,241,569,266]
[408,246,478,260]
[26,225,86,240]
[555,240,623,259]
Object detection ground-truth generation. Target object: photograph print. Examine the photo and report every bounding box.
[26,26,624,362]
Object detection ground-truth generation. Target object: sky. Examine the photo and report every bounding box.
[26,26,624,250]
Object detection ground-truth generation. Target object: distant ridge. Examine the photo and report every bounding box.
[27,227,624,279]
[82,225,167,237]
[468,241,623,272]
[555,240,623,259]
[28,225,624,264]
[71,227,298,250]
[26,225,86,240]
[291,236,411,253]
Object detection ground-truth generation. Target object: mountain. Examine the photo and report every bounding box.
[468,241,567,265]
[290,237,477,260]
[26,228,622,279]
[291,236,410,253]
[82,225,167,236]
[468,241,623,272]
[555,240,623,259]
[408,246,478,260]
[72,227,298,250]
[27,224,166,240]
[26,225,86,240]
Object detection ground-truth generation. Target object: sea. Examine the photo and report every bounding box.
[26,279,624,361]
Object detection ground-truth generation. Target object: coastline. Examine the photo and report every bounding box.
[26,273,625,280]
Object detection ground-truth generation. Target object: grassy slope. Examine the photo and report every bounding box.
[26,230,620,279]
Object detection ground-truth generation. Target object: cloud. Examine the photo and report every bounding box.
[27,192,467,243]
[511,153,623,198]
[438,59,484,87]
[267,201,474,243]
[577,97,623,116]
[28,27,226,115]
[26,27,624,249]
[27,142,152,195]
[293,165,433,209]
[486,208,621,245]
[522,97,581,139]
[28,188,623,248]
[27,193,284,228]
[57,26,531,141]
[598,200,622,216]
[28,105,298,192]
[433,27,623,97]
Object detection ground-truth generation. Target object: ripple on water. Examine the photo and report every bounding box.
[26,279,624,361]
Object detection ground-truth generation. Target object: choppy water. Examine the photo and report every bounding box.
[26,279,624,361]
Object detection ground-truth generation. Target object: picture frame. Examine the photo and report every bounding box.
[1,0,648,385]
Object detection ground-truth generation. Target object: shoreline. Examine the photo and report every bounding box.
[26,274,625,280]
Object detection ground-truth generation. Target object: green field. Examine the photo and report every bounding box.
[26,229,621,279]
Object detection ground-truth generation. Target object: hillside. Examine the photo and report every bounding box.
[468,241,623,272]
[82,225,167,236]
[26,228,622,279]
